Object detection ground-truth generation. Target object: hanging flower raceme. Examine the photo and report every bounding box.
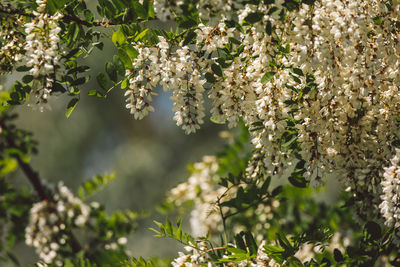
[124,43,159,120]
[380,149,400,230]
[124,36,208,133]
[0,5,25,74]
[170,46,206,134]
[24,0,63,108]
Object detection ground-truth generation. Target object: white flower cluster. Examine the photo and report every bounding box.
[196,0,235,20]
[168,156,225,237]
[0,7,24,73]
[171,242,211,267]
[248,200,280,243]
[153,0,236,21]
[380,149,400,229]
[25,182,90,265]
[172,241,280,267]
[125,36,207,133]
[152,0,178,21]
[139,0,400,223]
[24,0,62,107]
[284,0,400,221]
[125,44,158,120]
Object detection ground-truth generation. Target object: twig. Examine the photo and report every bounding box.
[0,7,154,27]
[1,120,82,253]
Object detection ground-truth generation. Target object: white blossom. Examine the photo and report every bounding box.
[25,182,90,264]
[24,0,63,109]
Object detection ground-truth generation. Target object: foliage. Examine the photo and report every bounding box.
[1,0,400,266]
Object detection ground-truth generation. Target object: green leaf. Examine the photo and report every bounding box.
[118,49,133,69]
[179,19,197,29]
[121,78,128,89]
[292,68,304,76]
[68,23,81,46]
[78,173,116,198]
[16,65,32,72]
[210,116,226,124]
[271,185,283,197]
[364,221,381,240]
[67,66,90,75]
[281,135,297,148]
[84,9,94,23]
[89,90,104,97]
[123,45,139,59]
[165,217,173,235]
[112,0,125,11]
[244,12,263,24]
[93,42,104,50]
[276,233,293,252]
[302,0,316,5]
[261,72,276,84]
[64,48,82,59]
[113,55,125,76]
[134,29,149,42]
[64,259,74,267]
[112,27,126,46]
[96,73,108,90]
[70,76,89,86]
[227,247,247,254]
[235,234,246,250]
[148,1,155,18]
[66,98,79,118]
[106,62,118,83]
[373,16,383,25]
[260,176,271,194]
[183,30,197,46]
[288,175,307,188]
[176,223,182,240]
[211,63,223,77]
[205,72,216,83]
[22,75,33,84]
[265,20,272,35]
[267,6,279,15]
[133,1,147,18]
[229,37,241,45]
[153,220,165,236]
[287,256,304,267]
[264,245,285,254]
[333,249,344,263]
[244,232,257,256]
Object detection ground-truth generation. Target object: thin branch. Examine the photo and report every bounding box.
[6,143,83,252]
[9,142,49,201]
[0,6,153,27]
[1,120,82,253]
[217,196,228,243]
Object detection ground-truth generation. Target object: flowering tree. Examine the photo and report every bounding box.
[1,0,400,266]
